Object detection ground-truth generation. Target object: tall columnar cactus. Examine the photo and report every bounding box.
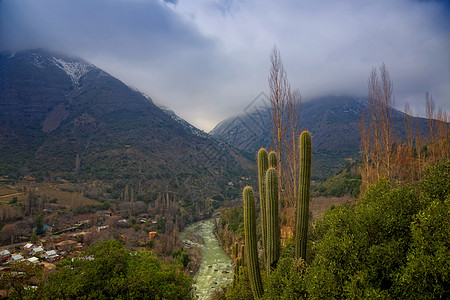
[268,150,277,169]
[233,242,240,284]
[295,131,312,260]
[233,241,239,260]
[243,186,264,299]
[257,147,269,263]
[266,167,280,270]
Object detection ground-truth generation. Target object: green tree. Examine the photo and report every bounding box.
[34,214,44,236]
[0,262,43,299]
[305,160,450,299]
[172,247,190,269]
[38,240,193,299]
[395,197,450,298]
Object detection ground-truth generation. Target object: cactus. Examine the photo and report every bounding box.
[257,148,269,264]
[265,167,280,270]
[295,131,312,260]
[243,186,264,299]
[233,241,239,260]
[268,150,277,168]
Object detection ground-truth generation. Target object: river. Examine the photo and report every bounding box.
[181,219,233,300]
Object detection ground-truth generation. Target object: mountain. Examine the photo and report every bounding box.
[0,49,250,202]
[210,96,429,179]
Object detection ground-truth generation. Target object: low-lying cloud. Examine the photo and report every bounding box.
[1,0,449,131]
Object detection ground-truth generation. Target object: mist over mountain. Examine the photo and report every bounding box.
[0,49,250,200]
[210,96,429,179]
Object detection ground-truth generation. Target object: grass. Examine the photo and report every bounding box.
[310,195,353,219]
[0,183,100,207]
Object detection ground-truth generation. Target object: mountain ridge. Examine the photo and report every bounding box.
[210,95,430,179]
[0,49,250,207]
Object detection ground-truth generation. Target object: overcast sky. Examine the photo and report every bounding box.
[1,0,449,131]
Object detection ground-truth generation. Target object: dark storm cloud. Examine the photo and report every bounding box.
[1,0,449,131]
[1,0,212,59]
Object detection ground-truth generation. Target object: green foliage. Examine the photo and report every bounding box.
[220,206,244,234]
[38,240,193,299]
[262,243,308,300]
[295,131,311,261]
[0,262,43,300]
[395,197,450,299]
[243,186,264,299]
[305,160,450,299]
[223,267,254,299]
[9,196,18,204]
[172,247,190,269]
[420,159,449,202]
[313,166,361,197]
[34,214,44,236]
[30,232,38,244]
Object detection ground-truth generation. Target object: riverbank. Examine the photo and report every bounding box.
[181,219,233,300]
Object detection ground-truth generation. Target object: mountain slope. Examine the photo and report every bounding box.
[0,49,250,201]
[210,96,429,179]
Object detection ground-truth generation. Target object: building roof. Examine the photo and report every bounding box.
[45,250,58,257]
[27,257,39,264]
[32,246,44,253]
[11,254,24,261]
[24,243,34,249]
[0,249,11,256]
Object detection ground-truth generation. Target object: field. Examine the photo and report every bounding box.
[310,195,353,219]
[0,183,100,207]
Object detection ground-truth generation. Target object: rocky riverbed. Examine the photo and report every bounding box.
[180,219,233,300]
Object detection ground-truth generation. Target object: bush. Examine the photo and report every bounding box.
[305,160,450,299]
[37,240,193,299]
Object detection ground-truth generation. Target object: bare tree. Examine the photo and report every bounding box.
[426,91,436,161]
[283,89,302,226]
[269,45,290,202]
[379,63,393,177]
[268,46,302,226]
[361,64,394,186]
[359,99,371,192]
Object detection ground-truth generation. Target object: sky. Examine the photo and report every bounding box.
[1,0,449,131]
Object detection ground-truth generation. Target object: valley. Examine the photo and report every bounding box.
[0,48,448,299]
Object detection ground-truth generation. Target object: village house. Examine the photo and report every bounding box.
[27,257,39,264]
[10,254,24,263]
[0,250,11,262]
[44,250,59,262]
[31,246,44,255]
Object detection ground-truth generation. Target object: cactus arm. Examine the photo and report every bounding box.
[243,186,264,299]
[295,131,312,260]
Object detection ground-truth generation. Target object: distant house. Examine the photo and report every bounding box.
[11,254,24,262]
[43,225,52,232]
[148,231,157,241]
[0,249,11,261]
[32,246,44,254]
[44,250,59,262]
[24,243,34,249]
[27,257,40,264]
[97,225,108,231]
